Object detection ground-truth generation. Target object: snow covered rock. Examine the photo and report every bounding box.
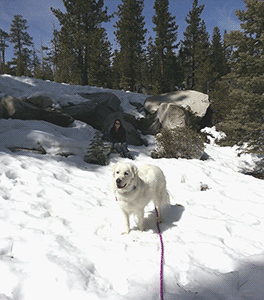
[63,92,121,130]
[144,90,210,132]
[144,90,210,118]
[25,92,54,108]
[1,95,74,127]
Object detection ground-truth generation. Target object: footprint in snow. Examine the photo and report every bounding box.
[5,169,19,180]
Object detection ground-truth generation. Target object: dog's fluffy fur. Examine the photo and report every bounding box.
[112,162,169,234]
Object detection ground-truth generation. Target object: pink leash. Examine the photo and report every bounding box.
[116,197,164,299]
[155,206,164,300]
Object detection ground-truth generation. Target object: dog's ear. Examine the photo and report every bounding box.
[130,164,138,178]
[112,163,118,176]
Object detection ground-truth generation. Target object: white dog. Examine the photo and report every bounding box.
[112,162,170,234]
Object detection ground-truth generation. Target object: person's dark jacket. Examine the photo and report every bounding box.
[110,126,127,144]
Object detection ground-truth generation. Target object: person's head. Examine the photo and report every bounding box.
[113,119,122,130]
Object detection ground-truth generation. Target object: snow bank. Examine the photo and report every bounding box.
[0,75,263,300]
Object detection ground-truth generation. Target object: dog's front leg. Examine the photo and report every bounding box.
[156,206,163,223]
[136,210,145,231]
[121,210,130,234]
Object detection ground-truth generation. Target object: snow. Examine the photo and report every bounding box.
[0,75,264,300]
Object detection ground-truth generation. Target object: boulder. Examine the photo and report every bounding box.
[1,95,74,127]
[63,92,121,130]
[137,113,161,135]
[156,103,188,130]
[102,111,147,146]
[144,90,210,118]
[25,92,54,108]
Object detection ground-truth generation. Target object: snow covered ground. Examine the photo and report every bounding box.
[0,75,264,300]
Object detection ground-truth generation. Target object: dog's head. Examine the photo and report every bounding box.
[112,162,138,192]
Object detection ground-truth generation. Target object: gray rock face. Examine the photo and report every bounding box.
[156,103,187,130]
[63,92,121,130]
[25,92,54,108]
[144,90,210,117]
[143,90,210,132]
[1,95,74,127]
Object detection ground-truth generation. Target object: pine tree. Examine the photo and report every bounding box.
[0,29,9,72]
[33,44,54,80]
[152,0,179,93]
[32,45,40,77]
[181,0,205,89]
[87,27,112,88]
[50,26,60,81]
[215,0,264,153]
[193,20,211,93]
[210,26,228,82]
[114,0,147,91]
[51,0,111,85]
[9,15,33,76]
[142,36,157,92]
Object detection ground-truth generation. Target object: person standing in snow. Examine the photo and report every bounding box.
[110,119,133,159]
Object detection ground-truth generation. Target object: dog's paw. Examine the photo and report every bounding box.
[157,217,163,223]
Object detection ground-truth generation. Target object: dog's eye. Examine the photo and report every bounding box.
[124,172,129,176]
[116,171,119,174]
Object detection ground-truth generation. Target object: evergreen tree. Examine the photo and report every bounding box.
[9,15,33,76]
[32,45,40,77]
[34,44,54,80]
[193,20,211,93]
[0,29,9,72]
[142,36,157,92]
[51,0,111,85]
[50,26,60,81]
[210,26,228,82]
[152,0,179,93]
[87,26,112,88]
[215,0,264,153]
[114,0,147,91]
[181,0,205,89]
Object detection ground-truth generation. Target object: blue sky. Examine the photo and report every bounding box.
[1,0,246,62]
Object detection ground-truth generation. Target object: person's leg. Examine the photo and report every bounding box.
[121,142,129,156]
[121,143,133,159]
[113,143,121,153]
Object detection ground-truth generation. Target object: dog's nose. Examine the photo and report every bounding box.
[116,178,121,185]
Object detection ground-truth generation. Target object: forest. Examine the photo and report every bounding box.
[0,0,263,153]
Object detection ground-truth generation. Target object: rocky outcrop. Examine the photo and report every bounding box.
[1,95,74,127]
[25,92,54,108]
[156,103,188,130]
[143,90,211,132]
[144,90,210,117]
[63,92,121,130]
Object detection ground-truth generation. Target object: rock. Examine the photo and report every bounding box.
[137,113,161,135]
[63,92,121,130]
[101,111,147,146]
[156,103,188,130]
[129,101,145,113]
[1,95,74,127]
[9,142,47,155]
[144,90,210,118]
[25,92,54,108]
[0,102,5,118]
[40,107,75,127]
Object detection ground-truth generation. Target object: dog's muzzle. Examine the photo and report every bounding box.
[116,178,127,189]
